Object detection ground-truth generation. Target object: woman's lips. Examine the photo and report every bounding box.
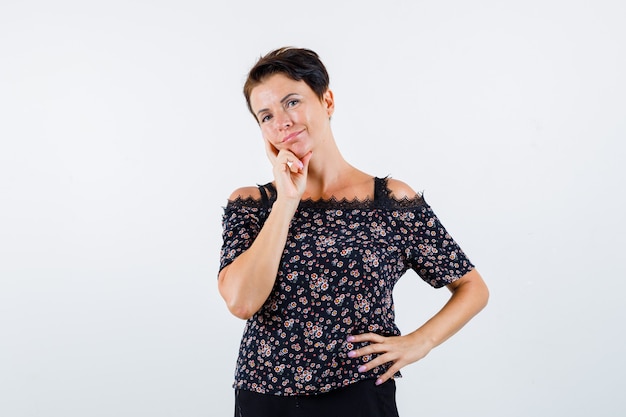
[282,129,304,143]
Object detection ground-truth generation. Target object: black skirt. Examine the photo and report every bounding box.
[234,378,400,417]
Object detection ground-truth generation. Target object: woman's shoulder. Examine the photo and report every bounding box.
[227,186,262,201]
[383,177,421,200]
[225,182,276,209]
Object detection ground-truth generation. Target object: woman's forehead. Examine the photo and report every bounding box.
[250,74,310,107]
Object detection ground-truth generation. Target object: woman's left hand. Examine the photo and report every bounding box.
[347,332,433,385]
[347,270,489,386]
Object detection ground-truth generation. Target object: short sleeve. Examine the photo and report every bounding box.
[396,203,474,288]
[219,200,267,273]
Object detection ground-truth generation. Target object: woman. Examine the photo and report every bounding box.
[218,47,489,416]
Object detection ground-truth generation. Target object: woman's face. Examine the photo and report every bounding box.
[249,73,334,159]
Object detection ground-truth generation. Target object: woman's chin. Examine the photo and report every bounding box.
[288,144,310,160]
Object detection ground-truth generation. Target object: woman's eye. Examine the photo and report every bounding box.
[286,99,299,107]
[261,114,272,123]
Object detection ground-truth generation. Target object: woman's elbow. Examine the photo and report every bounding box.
[471,271,490,311]
[218,276,255,320]
[449,268,489,311]
[225,300,255,320]
[478,281,489,310]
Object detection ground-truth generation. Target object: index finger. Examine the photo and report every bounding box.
[347,333,386,344]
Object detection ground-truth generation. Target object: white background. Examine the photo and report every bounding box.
[1,1,624,416]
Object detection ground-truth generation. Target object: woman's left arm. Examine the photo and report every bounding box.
[347,268,489,385]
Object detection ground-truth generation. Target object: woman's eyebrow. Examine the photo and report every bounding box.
[279,93,298,104]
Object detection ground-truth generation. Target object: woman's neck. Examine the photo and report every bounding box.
[303,150,372,201]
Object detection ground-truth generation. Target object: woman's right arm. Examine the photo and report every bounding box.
[218,193,299,320]
[218,144,313,320]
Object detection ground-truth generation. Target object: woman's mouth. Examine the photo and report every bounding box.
[282,129,304,143]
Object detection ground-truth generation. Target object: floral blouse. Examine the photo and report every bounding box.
[219,177,474,396]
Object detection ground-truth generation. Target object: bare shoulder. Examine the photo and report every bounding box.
[385,178,421,199]
[227,186,261,201]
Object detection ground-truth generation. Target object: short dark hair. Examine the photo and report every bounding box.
[243,47,330,119]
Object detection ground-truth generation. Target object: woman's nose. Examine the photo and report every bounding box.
[275,110,292,129]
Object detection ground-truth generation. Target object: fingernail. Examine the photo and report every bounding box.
[358,365,367,373]
[375,378,383,386]
[346,336,355,342]
[347,351,356,358]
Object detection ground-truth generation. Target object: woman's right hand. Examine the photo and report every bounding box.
[264,139,312,202]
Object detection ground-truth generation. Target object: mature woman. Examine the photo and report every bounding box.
[218,47,489,416]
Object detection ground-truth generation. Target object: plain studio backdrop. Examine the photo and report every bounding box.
[1,1,624,416]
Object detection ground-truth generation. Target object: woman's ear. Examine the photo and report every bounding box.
[322,89,335,118]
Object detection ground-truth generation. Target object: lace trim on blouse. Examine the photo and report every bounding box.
[227,177,426,211]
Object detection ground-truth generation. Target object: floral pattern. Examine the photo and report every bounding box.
[219,177,473,395]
